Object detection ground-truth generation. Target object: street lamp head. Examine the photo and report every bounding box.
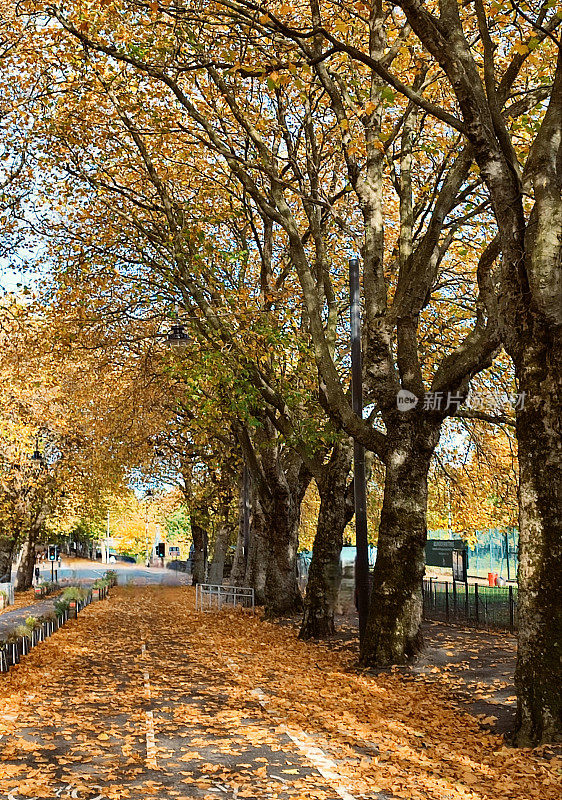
[30,437,45,470]
[166,323,189,348]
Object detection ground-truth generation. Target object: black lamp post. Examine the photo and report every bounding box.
[144,489,154,567]
[349,256,370,641]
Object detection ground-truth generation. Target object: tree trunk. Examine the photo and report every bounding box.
[229,527,246,586]
[513,338,562,745]
[230,474,250,586]
[0,534,16,584]
[264,518,302,616]
[208,524,230,585]
[244,498,268,605]
[260,462,310,617]
[240,428,310,616]
[360,419,440,666]
[299,443,354,639]
[15,528,38,592]
[190,522,207,586]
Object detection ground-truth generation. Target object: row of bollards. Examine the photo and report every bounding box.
[0,589,102,674]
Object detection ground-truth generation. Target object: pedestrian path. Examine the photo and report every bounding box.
[0,588,351,800]
[0,596,62,639]
[0,587,557,800]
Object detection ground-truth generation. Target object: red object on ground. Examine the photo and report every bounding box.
[488,572,495,587]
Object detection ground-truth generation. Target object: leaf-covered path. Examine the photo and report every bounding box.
[0,587,559,800]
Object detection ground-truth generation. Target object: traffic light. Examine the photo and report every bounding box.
[156,543,165,558]
[48,544,59,561]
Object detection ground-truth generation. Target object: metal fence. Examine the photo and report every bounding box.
[422,577,518,631]
[195,584,255,612]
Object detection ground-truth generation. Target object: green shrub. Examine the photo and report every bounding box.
[54,598,70,616]
[11,624,32,640]
[62,586,88,602]
[38,581,57,595]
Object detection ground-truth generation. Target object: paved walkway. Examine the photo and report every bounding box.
[0,595,63,639]
[0,587,558,800]
[0,588,353,800]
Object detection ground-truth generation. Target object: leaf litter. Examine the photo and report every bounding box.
[0,586,558,800]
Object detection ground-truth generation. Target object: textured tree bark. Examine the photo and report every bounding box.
[190,522,207,586]
[15,528,38,592]
[511,50,562,745]
[513,341,562,745]
[299,444,354,639]
[240,428,310,616]
[208,524,230,585]
[229,527,247,586]
[244,498,267,605]
[0,534,15,584]
[360,419,440,666]
[230,474,250,586]
[262,475,307,616]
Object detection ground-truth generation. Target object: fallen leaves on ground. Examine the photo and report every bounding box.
[0,588,36,617]
[0,586,558,800]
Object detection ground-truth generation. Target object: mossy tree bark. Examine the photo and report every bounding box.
[513,342,562,745]
[261,459,311,616]
[236,421,311,616]
[360,417,441,665]
[299,442,354,639]
[190,521,207,586]
[0,534,16,584]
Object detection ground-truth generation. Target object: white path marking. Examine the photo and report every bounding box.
[145,710,158,769]
[141,645,158,770]
[226,659,358,800]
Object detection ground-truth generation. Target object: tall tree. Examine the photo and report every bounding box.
[282,0,560,748]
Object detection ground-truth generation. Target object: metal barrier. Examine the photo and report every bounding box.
[423,578,517,631]
[195,584,254,612]
[0,587,100,674]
